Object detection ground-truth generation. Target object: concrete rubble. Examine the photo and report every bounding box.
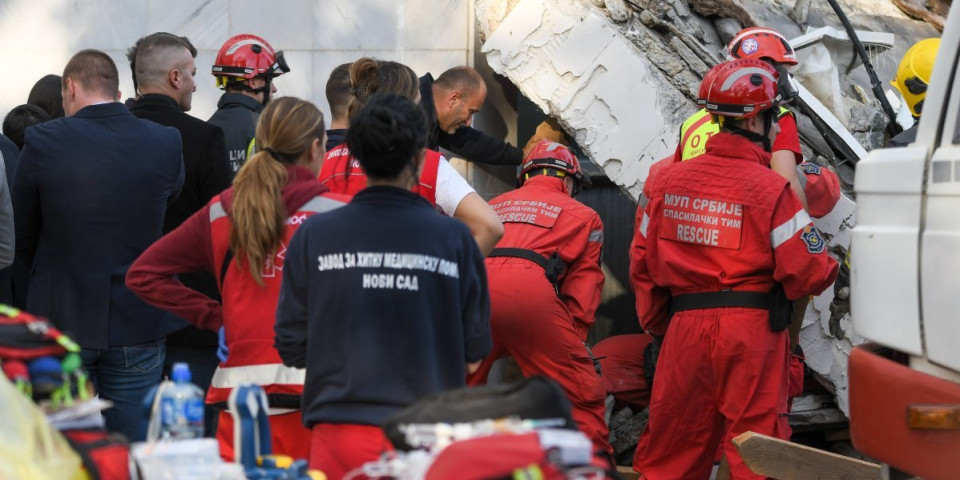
[477,0,940,418]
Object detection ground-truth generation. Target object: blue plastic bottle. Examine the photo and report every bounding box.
[159,363,204,440]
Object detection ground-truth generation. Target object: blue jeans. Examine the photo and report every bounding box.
[81,339,165,442]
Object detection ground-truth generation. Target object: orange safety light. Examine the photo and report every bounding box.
[907,405,960,429]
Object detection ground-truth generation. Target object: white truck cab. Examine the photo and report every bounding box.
[850,5,960,480]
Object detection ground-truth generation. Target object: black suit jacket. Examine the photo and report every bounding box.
[13,102,185,349]
[129,94,232,347]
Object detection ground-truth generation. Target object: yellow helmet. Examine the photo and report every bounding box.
[892,38,940,117]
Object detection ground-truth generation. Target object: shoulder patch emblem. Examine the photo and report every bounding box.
[741,38,759,56]
[800,163,821,175]
[801,226,825,254]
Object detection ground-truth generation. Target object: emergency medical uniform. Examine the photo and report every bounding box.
[208,93,263,174]
[126,166,345,461]
[317,143,474,215]
[631,132,838,479]
[466,174,611,453]
[275,186,491,479]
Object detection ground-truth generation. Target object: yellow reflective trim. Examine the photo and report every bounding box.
[679,109,719,161]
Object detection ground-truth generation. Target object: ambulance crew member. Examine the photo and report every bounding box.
[127,97,341,461]
[317,58,503,255]
[466,140,611,455]
[631,59,838,480]
[678,27,807,209]
[209,34,289,173]
[275,94,491,480]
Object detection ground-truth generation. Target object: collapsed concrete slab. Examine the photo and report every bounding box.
[479,0,696,199]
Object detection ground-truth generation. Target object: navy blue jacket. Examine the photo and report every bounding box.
[275,186,491,426]
[13,102,185,349]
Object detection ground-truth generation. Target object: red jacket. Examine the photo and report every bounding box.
[126,166,346,406]
[630,132,837,335]
[317,142,441,206]
[486,175,604,337]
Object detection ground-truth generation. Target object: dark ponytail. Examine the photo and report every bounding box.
[346,93,427,180]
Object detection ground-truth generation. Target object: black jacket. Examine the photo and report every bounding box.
[275,186,492,426]
[419,74,523,166]
[129,94,232,346]
[13,103,184,349]
[208,93,263,174]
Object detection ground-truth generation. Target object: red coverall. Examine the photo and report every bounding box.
[466,174,611,453]
[630,132,838,480]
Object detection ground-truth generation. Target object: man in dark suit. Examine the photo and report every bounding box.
[127,32,232,437]
[13,49,184,441]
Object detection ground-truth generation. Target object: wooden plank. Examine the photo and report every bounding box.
[732,432,881,480]
[615,465,640,480]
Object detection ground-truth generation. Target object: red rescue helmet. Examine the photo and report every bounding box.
[212,34,289,88]
[726,27,798,66]
[520,140,591,194]
[698,58,781,119]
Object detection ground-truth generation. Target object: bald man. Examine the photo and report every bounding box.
[420,66,523,166]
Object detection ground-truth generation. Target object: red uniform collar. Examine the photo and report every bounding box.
[703,131,772,166]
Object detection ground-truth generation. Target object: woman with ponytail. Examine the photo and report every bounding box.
[318,57,503,255]
[127,97,344,461]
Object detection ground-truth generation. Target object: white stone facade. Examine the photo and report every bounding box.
[0,0,475,123]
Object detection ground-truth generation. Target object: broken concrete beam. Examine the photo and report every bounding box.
[688,0,756,29]
[892,0,946,31]
[480,0,693,197]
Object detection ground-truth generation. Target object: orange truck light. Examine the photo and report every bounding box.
[907,405,960,429]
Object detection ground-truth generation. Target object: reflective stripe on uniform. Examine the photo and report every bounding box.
[770,209,813,248]
[638,193,649,209]
[679,109,719,161]
[300,196,344,214]
[639,213,650,238]
[210,201,226,222]
[588,230,604,242]
[210,363,306,389]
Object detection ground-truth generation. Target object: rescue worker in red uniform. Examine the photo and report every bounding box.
[127,97,344,461]
[677,27,807,208]
[631,59,838,480]
[317,58,502,255]
[466,140,611,455]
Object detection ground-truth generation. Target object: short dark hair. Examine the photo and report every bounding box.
[132,33,196,91]
[433,66,483,96]
[325,62,353,121]
[3,104,50,150]
[346,93,427,180]
[62,49,120,99]
[27,74,65,119]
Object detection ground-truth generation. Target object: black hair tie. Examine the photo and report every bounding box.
[262,147,279,159]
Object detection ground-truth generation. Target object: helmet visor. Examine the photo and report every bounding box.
[271,51,291,76]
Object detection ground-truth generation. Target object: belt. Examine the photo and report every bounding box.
[488,247,565,296]
[670,290,772,315]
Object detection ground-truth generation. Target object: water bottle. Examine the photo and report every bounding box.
[159,362,204,440]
